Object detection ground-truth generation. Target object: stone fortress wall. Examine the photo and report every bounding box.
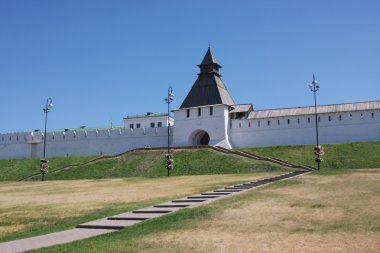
[229,109,380,147]
[0,126,171,159]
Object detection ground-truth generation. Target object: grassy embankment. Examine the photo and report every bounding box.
[239,140,380,174]
[2,141,380,181]
[0,149,285,181]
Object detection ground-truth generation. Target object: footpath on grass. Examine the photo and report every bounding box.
[0,170,308,253]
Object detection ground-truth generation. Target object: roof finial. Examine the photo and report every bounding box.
[208,41,211,49]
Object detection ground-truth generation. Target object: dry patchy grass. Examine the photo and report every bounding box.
[137,169,380,253]
[0,173,275,241]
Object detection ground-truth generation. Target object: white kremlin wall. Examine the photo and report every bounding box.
[229,109,380,147]
[0,127,171,159]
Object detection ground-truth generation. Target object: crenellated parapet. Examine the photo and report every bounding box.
[0,126,171,144]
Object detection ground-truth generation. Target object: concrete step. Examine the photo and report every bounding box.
[187,196,220,199]
[154,204,190,208]
[201,192,231,195]
[224,187,250,190]
[76,218,141,230]
[132,210,171,214]
[172,199,206,203]
[214,189,242,192]
[108,217,148,221]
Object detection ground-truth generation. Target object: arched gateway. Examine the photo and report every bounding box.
[190,130,210,146]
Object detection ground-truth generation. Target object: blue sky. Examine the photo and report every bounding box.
[1,0,379,133]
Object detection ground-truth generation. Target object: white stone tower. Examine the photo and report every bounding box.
[173,47,234,148]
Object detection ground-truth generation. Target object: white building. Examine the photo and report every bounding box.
[1,48,379,158]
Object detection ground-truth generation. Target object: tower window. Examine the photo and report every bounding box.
[350,114,353,120]
[297,118,300,124]
[328,116,331,121]
[267,120,270,126]
[186,109,190,118]
[360,113,363,119]
[198,108,201,117]
[339,115,342,121]
[277,119,280,125]
[308,117,310,123]
[209,106,213,116]
[258,121,260,127]
[287,119,290,125]
[371,112,374,119]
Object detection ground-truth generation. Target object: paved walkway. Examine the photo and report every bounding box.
[0,170,308,253]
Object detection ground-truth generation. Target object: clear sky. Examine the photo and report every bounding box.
[1,0,379,133]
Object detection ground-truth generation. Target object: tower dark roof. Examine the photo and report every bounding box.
[179,48,235,109]
[198,47,221,67]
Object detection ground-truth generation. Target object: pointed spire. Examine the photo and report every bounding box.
[179,47,234,109]
[199,46,221,67]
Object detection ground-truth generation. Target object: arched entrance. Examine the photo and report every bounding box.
[190,130,210,146]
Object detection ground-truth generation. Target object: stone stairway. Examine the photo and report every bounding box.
[1,170,309,253]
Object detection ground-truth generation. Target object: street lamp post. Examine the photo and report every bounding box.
[41,98,53,181]
[164,87,174,176]
[308,75,321,170]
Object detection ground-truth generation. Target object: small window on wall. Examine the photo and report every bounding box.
[209,106,213,116]
[267,121,270,126]
[328,116,331,121]
[287,119,290,125]
[198,108,201,116]
[136,124,141,128]
[360,113,363,119]
[339,115,342,121]
[258,121,261,127]
[308,117,310,123]
[150,122,155,128]
[158,122,162,127]
[350,114,353,120]
[297,118,300,124]
[371,112,374,119]
[129,124,134,129]
[186,109,190,118]
[277,119,280,125]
